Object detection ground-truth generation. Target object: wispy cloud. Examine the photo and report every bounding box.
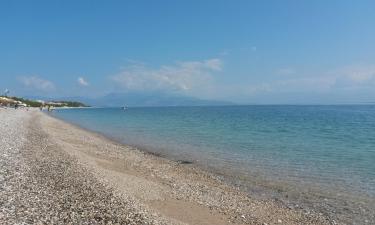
[244,64,375,96]
[111,58,222,93]
[77,77,89,86]
[18,76,55,91]
[334,64,375,87]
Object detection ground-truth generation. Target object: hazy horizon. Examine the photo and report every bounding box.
[21,91,375,106]
[1,1,375,104]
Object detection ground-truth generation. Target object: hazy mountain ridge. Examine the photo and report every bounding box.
[25,92,235,107]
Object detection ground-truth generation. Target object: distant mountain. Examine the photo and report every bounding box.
[86,92,235,107]
[26,92,235,107]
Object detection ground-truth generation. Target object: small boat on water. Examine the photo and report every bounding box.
[122,106,128,110]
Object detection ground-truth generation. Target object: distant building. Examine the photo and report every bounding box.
[46,102,66,107]
[0,97,17,105]
[36,100,45,104]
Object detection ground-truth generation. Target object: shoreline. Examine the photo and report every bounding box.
[41,111,330,224]
[0,108,367,224]
[48,110,375,225]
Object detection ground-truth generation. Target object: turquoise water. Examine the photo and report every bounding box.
[53,106,375,209]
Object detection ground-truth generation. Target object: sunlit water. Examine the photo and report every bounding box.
[53,105,375,221]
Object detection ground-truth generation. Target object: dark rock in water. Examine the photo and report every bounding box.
[177,160,193,164]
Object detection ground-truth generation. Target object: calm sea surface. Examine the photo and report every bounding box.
[53,105,375,218]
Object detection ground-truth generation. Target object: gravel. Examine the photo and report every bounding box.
[0,109,165,224]
[1,109,348,225]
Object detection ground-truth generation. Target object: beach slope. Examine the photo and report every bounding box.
[0,109,330,224]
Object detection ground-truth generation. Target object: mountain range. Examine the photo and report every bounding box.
[26,92,234,107]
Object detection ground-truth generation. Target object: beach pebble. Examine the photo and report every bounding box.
[0,110,159,224]
[3,109,371,225]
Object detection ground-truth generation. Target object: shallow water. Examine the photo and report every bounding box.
[53,105,375,221]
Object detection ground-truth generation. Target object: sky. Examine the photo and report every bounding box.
[1,0,375,104]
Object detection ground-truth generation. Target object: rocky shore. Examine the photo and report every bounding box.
[1,109,334,224]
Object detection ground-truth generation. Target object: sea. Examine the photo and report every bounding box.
[52,105,375,223]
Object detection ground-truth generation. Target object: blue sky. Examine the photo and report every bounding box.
[1,0,375,103]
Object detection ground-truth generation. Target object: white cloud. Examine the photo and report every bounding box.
[241,77,336,97]
[78,77,89,86]
[335,65,375,86]
[241,64,375,97]
[18,76,55,91]
[111,58,222,92]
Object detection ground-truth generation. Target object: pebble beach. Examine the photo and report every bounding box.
[0,108,339,224]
